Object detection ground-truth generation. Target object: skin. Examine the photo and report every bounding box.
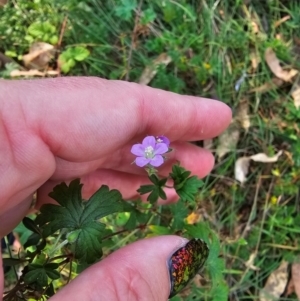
[0,77,231,300]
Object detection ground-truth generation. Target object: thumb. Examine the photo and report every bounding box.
[49,236,207,301]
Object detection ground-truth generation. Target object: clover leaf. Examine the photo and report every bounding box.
[35,179,125,263]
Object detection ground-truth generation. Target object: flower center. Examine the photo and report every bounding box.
[144,146,154,158]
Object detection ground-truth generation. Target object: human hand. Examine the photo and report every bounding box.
[0,77,231,300]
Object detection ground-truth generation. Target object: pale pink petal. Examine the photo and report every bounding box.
[135,157,150,167]
[142,136,156,148]
[154,143,168,155]
[149,155,164,167]
[131,144,145,156]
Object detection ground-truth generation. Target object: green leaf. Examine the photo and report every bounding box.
[137,175,168,203]
[36,179,125,263]
[170,164,203,202]
[148,225,172,235]
[72,46,90,61]
[45,283,55,297]
[24,264,48,287]
[24,232,41,249]
[141,8,157,25]
[124,211,137,230]
[23,217,42,236]
[115,0,137,21]
[27,22,56,39]
[170,199,188,230]
[3,258,26,266]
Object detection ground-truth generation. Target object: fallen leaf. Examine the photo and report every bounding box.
[274,15,291,28]
[203,139,213,150]
[291,87,300,109]
[250,150,283,163]
[259,261,289,301]
[23,42,55,69]
[251,20,259,34]
[234,157,251,184]
[292,260,300,300]
[265,48,298,82]
[250,50,261,71]
[138,53,172,85]
[234,150,283,183]
[236,99,250,131]
[245,252,260,271]
[216,122,240,159]
[249,77,284,93]
[285,278,295,297]
[10,69,59,77]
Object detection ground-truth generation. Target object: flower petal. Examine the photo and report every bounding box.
[149,155,164,167]
[154,143,168,155]
[131,144,145,156]
[156,136,170,147]
[135,157,151,167]
[142,136,156,148]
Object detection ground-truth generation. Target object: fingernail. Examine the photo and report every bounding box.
[168,239,209,298]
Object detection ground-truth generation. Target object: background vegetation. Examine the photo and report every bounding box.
[1,0,300,300]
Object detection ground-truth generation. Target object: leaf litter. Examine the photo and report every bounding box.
[259,261,289,301]
[234,150,283,183]
[265,48,298,82]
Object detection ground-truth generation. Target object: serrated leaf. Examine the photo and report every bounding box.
[115,0,137,21]
[24,264,48,287]
[36,179,125,263]
[137,175,168,203]
[211,281,229,301]
[170,199,188,230]
[170,165,203,202]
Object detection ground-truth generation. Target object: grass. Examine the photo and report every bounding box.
[1,0,300,300]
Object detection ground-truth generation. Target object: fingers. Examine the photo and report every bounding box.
[49,236,188,301]
[2,77,231,161]
[48,141,214,180]
[0,77,231,237]
[0,254,3,298]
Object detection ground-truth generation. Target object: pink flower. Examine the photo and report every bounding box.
[131,136,169,167]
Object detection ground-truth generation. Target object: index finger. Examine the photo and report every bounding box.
[2,77,231,161]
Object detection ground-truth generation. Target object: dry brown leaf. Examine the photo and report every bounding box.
[250,150,283,162]
[23,42,55,69]
[245,252,260,271]
[251,20,259,34]
[234,157,251,184]
[274,15,291,28]
[203,139,213,150]
[138,53,172,85]
[249,77,284,93]
[236,99,250,131]
[265,48,298,82]
[216,122,240,159]
[292,87,300,109]
[292,260,300,300]
[234,150,282,183]
[250,50,261,71]
[259,261,289,301]
[10,69,59,77]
